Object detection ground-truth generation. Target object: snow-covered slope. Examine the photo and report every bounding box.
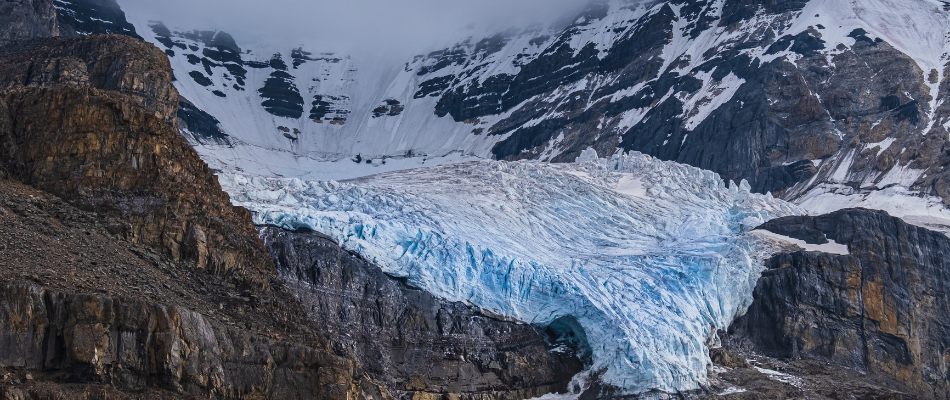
[114,0,950,216]
[117,13,503,180]
[219,152,801,394]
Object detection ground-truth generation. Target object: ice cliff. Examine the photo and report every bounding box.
[219,151,801,394]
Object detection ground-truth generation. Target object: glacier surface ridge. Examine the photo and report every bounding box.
[218,151,802,394]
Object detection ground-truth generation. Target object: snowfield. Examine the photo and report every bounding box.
[219,151,802,394]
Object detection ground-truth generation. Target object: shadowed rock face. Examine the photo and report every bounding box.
[0,0,59,46]
[729,209,950,399]
[178,97,231,145]
[53,0,141,39]
[259,226,586,400]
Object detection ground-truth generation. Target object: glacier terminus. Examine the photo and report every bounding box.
[219,151,802,394]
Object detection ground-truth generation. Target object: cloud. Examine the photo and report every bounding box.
[118,0,589,56]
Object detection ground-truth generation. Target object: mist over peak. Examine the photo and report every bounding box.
[117,0,591,57]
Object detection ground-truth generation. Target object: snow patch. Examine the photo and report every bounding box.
[751,230,850,255]
[797,183,950,235]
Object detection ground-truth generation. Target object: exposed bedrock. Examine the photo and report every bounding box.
[0,34,179,127]
[729,208,950,399]
[0,0,59,46]
[0,84,272,288]
[0,281,365,400]
[259,226,586,400]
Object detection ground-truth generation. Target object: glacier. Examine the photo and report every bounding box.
[218,151,802,394]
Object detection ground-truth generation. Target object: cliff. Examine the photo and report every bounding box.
[727,209,950,399]
[259,227,585,399]
[0,0,59,46]
[0,33,269,287]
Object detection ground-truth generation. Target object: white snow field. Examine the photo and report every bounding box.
[219,151,801,394]
[118,0,950,182]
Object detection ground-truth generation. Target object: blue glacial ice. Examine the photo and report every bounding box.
[217,151,802,394]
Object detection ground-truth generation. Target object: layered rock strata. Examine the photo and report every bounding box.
[0,34,178,126]
[729,208,950,399]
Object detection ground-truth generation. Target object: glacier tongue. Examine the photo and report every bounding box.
[219,152,802,394]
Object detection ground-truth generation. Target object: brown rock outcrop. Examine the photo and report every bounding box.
[728,209,950,399]
[0,85,272,288]
[0,35,178,126]
[0,280,370,399]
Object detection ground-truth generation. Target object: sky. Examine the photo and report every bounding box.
[118,0,590,56]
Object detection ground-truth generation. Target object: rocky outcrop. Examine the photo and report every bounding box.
[0,175,386,399]
[0,281,364,399]
[0,0,59,46]
[0,19,268,288]
[259,227,585,400]
[0,84,272,288]
[728,209,950,399]
[178,97,232,145]
[0,35,178,126]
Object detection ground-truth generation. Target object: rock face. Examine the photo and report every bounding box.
[0,34,179,126]
[0,0,59,46]
[0,281,363,399]
[0,175,378,399]
[0,34,272,288]
[53,0,141,39]
[259,226,586,399]
[0,84,272,287]
[729,209,950,399]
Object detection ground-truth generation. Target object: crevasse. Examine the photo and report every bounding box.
[218,151,802,394]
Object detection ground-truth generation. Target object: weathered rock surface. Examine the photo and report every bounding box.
[0,0,59,46]
[0,176,377,399]
[728,208,950,399]
[0,35,178,126]
[0,84,272,287]
[0,281,365,399]
[259,226,585,399]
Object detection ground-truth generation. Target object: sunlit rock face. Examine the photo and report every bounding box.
[731,208,950,399]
